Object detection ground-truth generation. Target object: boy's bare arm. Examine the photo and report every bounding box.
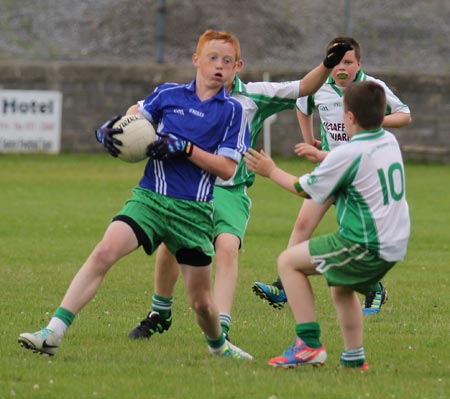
[244,148,305,196]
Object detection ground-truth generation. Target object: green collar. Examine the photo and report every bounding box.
[230,75,246,95]
[351,127,385,141]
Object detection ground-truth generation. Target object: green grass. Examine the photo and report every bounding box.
[0,154,448,399]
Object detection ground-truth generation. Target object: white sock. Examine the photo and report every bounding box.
[47,317,69,339]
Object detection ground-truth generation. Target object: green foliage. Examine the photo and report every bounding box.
[0,154,448,399]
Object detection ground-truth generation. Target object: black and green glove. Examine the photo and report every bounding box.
[323,42,353,69]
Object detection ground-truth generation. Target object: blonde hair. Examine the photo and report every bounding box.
[196,29,241,62]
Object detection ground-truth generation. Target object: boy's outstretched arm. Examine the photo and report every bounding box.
[244,149,309,198]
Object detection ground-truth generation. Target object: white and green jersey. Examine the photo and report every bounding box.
[299,128,410,262]
[216,76,299,188]
[296,69,411,151]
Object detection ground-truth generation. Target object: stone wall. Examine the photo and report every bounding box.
[1,61,449,162]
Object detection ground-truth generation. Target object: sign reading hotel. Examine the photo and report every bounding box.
[0,90,63,153]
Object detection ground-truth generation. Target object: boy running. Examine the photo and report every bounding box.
[245,80,410,369]
[18,29,251,359]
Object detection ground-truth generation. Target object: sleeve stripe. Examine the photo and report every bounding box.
[294,178,310,198]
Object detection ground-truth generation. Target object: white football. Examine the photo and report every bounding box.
[112,115,156,163]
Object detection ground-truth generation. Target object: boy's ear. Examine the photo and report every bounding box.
[347,110,357,124]
[192,53,199,67]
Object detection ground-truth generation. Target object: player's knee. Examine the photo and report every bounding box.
[277,250,292,275]
[91,243,118,271]
[190,297,214,317]
[176,248,211,266]
[214,234,240,257]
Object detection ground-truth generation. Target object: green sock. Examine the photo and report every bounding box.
[295,322,322,348]
[205,333,225,349]
[53,307,75,327]
[374,282,383,291]
[219,313,231,337]
[340,347,366,368]
[151,294,173,319]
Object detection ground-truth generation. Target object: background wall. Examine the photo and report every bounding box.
[1,0,449,161]
[1,0,449,75]
[0,61,449,162]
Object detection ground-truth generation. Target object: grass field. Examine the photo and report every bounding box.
[0,154,448,399]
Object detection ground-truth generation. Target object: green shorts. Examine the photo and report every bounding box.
[213,184,252,247]
[113,186,215,258]
[309,232,396,296]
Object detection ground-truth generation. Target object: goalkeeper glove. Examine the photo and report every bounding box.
[94,115,123,157]
[147,133,193,160]
[323,41,353,69]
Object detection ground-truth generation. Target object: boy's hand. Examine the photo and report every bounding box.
[295,142,327,163]
[312,139,322,150]
[147,133,193,159]
[244,148,276,178]
[94,115,123,157]
[323,41,353,68]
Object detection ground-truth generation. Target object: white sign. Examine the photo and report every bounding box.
[0,90,63,153]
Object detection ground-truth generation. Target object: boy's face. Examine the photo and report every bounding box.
[331,49,361,87]
[193,40,239,91]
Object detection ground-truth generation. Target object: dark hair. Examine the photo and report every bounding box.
[343,81,386,129]
[327,37,361,61]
